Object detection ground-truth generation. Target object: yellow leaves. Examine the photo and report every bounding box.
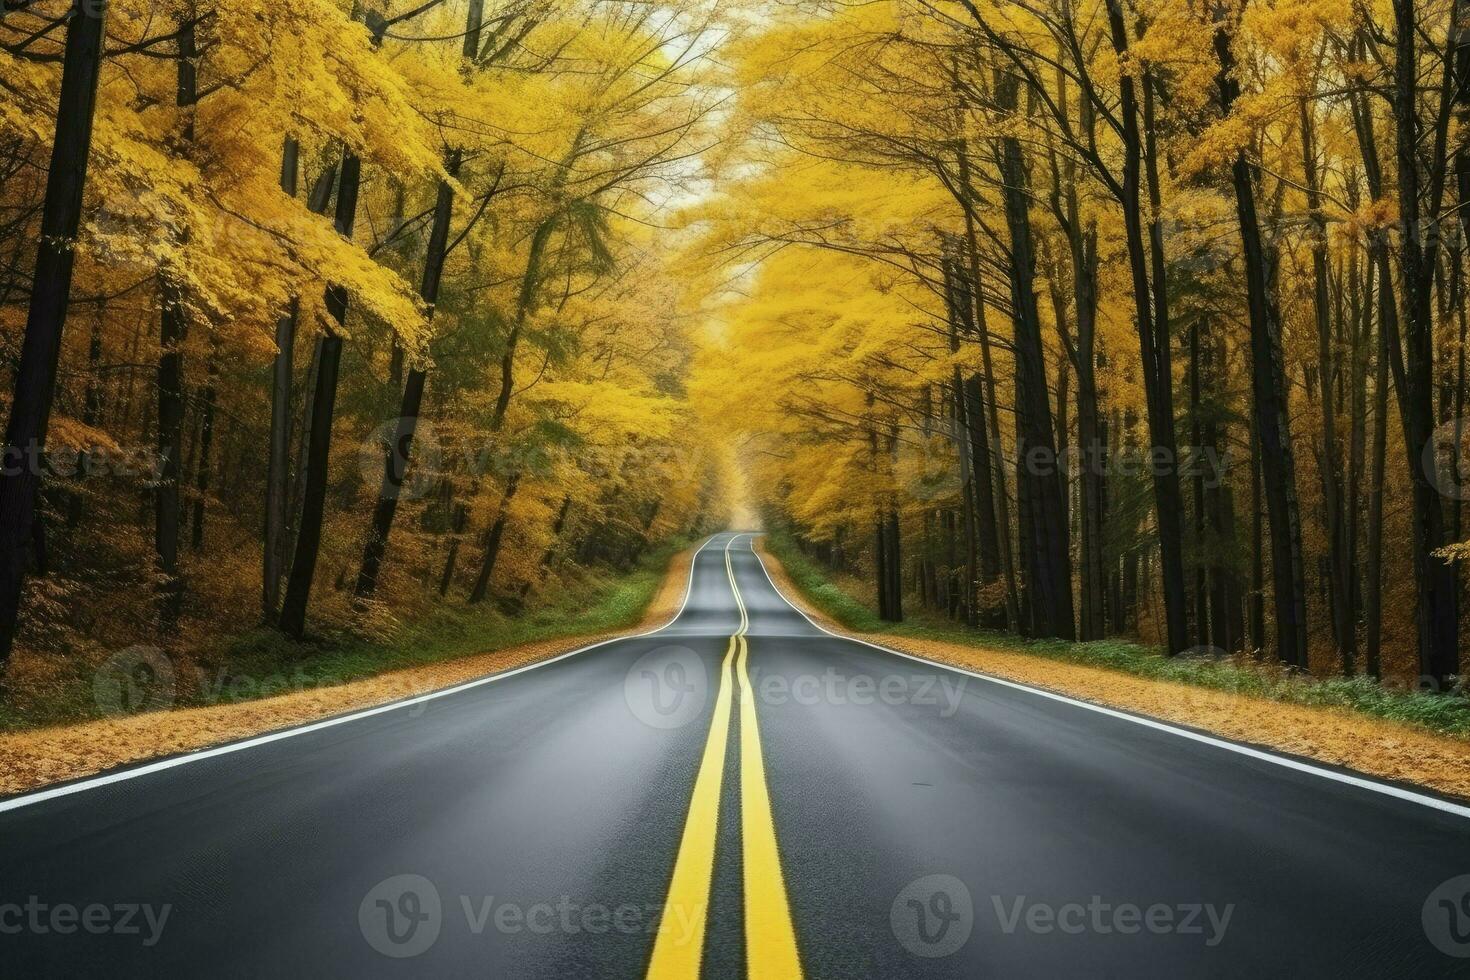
[1342,195,1401,238]
[530,380,678,444]
[47,417,123,456]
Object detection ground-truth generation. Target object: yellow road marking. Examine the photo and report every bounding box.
[647,536,802,979]
[736,633,802,977]
[729,537,803,978]
[646,634,737,978]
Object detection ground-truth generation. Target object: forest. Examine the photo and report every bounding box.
[0,0,732,718]
[696,0,1470,691]
[0,0,1467,719]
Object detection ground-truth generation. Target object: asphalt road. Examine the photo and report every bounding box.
[2,532,1468,977]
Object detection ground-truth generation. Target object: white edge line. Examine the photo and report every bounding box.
[0,534,728,815]
[746,536,1470,822]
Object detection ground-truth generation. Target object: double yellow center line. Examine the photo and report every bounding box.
[646,535,802,979]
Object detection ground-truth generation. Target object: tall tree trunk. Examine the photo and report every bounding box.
[277,146,364,639]
[1301,96,1354,672]
[875,515,891,620]
[356,0,489,599]
[468,473,521,605]
[492,217,554,430]
[997,71,1074,641]
[67,305,106,529]
[1249,419,1266,657]
[277,10,392,637]
[942,252,979,627]
[1069,221,1106,642]
[957,143,1021,628]
[0,0,110,665]
[190,345,217,551]
[1189,323,1209,648]
[355,150,463,599]
[1214,11,1310,668]
[878,508,903,623]
[1103,5,1189,656]
[264,138,301,622]
[1391,0,1460,686]
[155,15,199,632]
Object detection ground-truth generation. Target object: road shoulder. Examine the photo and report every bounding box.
[754,537,1470,803]
[0,546,697,797]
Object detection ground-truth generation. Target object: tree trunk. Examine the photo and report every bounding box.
[1391,0,1459,686]
[1071,224,1106,642]
[1301,97,1354,672]
[265,138,303,621]
[154,16,200,633]
[492,217,554,430]
[957,143,1021,628]
[355,150,462,599]
[942,252,979,627]
[997,71,1074,641]
[190,346,218,551]
[1103,5,1189,657]
[0,0,110,664]
[277,143,364,638]
[1214,12,1309,668]
[468,473,521,605]
[1189,323,1209,649]
[67,305,106,529]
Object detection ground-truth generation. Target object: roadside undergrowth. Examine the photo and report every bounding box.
[0,542,695,796]
[758,533,1470,801]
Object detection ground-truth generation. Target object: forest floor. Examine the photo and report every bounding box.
[0,544,695,796]
[757,536,1470,802]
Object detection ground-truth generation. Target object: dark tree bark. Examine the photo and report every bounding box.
[886,509,903,622]
[1102,5,1189,656]
[154,15,199,632]
[438,500,469,597]
[1189,323,1209,648]
[264,144,335,621]
[956,144,1020,628]
[520,495,573,598]
[190,345,217,551]
[0,0,110,664]
[1063,215,1106,642]
[942,252,980,627]
[355,150,462,599]
[996,71,1074,641]
[1213,10,1310,668]
[277,10,395,637]
[1301,97,1354,671]
[468,472,521,605]
[264,137,300,621]
[492,217,554,430]
[66,304,106,529]
[1390,0,1460,686]
[277,146,363,639]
